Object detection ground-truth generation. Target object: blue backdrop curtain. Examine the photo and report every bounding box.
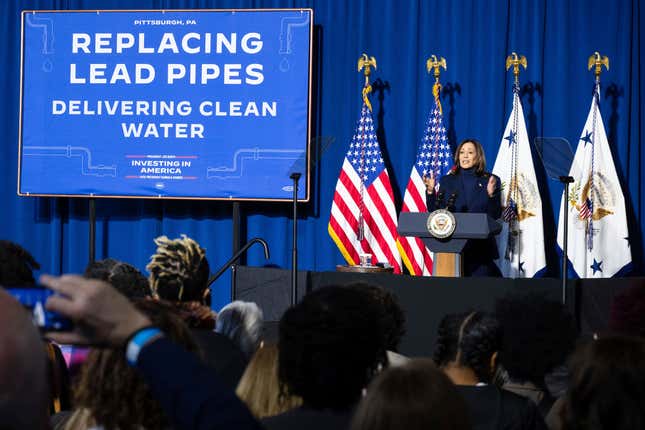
[2,0,643,310]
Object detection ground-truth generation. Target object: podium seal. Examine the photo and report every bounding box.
[426,209,456,238]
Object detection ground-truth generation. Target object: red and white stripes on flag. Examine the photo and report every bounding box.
[396,86,452,276]
[328,103,402,273]
[578,197,593,220]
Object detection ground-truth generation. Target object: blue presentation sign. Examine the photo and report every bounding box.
[19,9,312,200]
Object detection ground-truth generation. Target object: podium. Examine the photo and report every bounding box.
[398,212,502,277]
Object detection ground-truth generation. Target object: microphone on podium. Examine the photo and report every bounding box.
[436,191,446,210]
[446,193,458,211]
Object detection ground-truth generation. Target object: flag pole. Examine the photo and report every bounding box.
[356,54,377,242]
[586,52,609,251]
[504,53,527,273]
[558,53,608,303]
[426,55,447,181]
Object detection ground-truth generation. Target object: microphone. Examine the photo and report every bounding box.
[437,191,446,210]
[446,193,458,211]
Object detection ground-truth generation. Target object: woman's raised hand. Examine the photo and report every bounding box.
[422,172,435,194]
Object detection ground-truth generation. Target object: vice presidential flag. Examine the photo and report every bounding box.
[397,84,452,276]
[556,84,631,277]
[492,85,546,278]
[328,99,402,273]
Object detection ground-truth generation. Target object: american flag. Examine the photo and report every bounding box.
[396,90,452,276]
[579,197,593,220]
[502,198,518,222]
[328,102,402,273]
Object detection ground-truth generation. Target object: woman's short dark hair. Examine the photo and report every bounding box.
[346,283,406,352]
[433,311,502,382]
[453,139,487,175]
[561,335,645,430]
[84,258,151,299]
[495,292,577,386]
[278,285,387,411]
[351,359,470,430]
[0,240,40,285]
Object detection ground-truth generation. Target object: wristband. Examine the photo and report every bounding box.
[126,327,164,366]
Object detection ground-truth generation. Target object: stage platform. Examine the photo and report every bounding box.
[233,265,641,357]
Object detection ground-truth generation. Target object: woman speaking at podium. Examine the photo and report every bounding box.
[424,139,502,277]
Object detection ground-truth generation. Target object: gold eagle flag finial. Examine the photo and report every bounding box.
[505,52,527,83]
[358,53,377,111]
[588,52,609,81]
[426,55,447,83]
[426,55,447,114]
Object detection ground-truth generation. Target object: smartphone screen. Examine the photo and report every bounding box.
[5,287,73,331]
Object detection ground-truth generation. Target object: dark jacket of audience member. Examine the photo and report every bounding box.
[351,358,470,430]
[262,285,388,430]
[434,311,547,430]
[135,334,263,430]
[560,335,645,430]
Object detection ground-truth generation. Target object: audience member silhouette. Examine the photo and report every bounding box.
[146,234,247,388]
[0,287,50,429]
[607,282,645,338]
[0,240,72,415]
[347,283,407,366]
[263,285,388,430]
[351,358,470,430]
[147,234,211,306]
[236,344,302,419]
[84,258,152,299]
[434,311,547,430]
[216,300,264,359]
[495,292,577,422]
[560,335,645,430]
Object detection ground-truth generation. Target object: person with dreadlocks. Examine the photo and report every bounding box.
[147,235,212,309]
[146,234,248,389]
[433,311,547,430]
